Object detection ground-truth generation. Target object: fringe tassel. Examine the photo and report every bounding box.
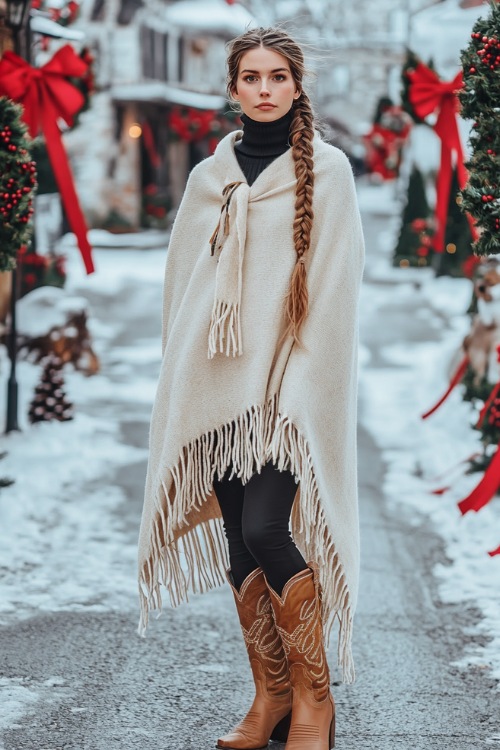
[207,299,242,359]
[138,394,356,683]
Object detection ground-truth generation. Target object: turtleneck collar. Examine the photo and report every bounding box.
[235,108,293,158]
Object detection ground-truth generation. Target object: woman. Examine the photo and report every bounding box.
[138,27,365,750]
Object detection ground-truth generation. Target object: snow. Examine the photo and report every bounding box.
[16,286,88,339]
[164,0,256,36]
[0,248,167,622]
[30,13,85,41]
[111,81,227,110]
[64,227,169,251]
[0,179,499,741]
[357,181,500,685]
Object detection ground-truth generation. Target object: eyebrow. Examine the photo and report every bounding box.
[240,68,289,74]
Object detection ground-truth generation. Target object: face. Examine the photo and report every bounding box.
[232,46,300,122]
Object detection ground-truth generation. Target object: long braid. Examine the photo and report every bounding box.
[225,28,316,344]
[285,92,315,345]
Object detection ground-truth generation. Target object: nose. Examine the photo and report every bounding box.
[259,79,271,97]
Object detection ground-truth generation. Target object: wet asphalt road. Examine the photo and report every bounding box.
[0,201,498,750]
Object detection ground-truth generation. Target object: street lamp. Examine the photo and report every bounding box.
[5,0,31,31]
[4,0,32,433]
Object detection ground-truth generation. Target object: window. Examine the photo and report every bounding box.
[117,0,143,26]
[140,25,154,79]
[91,0,105,21]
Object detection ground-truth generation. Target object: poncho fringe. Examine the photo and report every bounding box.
[138,393,356,684]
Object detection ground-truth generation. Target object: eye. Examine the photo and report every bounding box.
[243,75,258,82]
[274,74,287,81]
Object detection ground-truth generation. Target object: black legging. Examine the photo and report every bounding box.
[213,461,308,595]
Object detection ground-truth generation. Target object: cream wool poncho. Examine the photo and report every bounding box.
[138,128,365,682]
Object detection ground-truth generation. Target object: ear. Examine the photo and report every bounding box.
[231,85,239,101]
[293,88,301,100]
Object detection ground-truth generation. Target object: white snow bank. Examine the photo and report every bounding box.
[360,271,500,685]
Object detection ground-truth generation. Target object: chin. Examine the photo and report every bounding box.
[251,108,283,122]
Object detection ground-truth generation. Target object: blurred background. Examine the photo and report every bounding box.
[0,1,499,747]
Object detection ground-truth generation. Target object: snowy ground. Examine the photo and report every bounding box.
[357,182,500,683]
[0,182,499,742]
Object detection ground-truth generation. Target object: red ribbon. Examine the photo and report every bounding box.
[476,381,500,429]
[0,46,94,274]
[141,121,161,169]
[458,442,500,515]
[407,63,478,252]
[421,355,469,419]
[488,545,500,558]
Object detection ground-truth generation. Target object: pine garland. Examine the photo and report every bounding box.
[459,0,500,256]
[0,97,37,272]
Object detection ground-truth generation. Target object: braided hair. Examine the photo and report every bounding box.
[226,28,316,345]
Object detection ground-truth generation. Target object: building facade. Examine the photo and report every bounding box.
[63,0,254,229]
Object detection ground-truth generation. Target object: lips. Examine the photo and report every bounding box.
[257,103,276,110]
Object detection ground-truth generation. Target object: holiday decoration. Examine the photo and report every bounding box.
[168,106,218,143]
[363,103,411,181]
[69,48,96,126]
[0,46,95,274]
[405,56,478,253]
[31,0,81,27]
[393,166,435,268]
[458,345,500,511]
[463,257,500,393]
[17,286,100,376]
[459,0,500,256]
[28,353,74,424]
[401,51,436,125]
[16,245,66,298]
[435,170,475,277]
[0,97,37,272]
[421,354,470,419]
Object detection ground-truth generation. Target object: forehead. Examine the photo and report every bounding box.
[238,46,291,73]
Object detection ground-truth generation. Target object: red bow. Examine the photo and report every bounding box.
[458,444,500,516]
[407,63,477,252]
[0,46,94,274]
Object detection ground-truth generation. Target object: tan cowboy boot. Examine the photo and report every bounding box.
[266,564,336,750]
[217,568,292,750]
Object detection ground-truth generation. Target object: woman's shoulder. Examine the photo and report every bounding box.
[313,135,353,176]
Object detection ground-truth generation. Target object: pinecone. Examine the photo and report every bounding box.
[28,354,74,424]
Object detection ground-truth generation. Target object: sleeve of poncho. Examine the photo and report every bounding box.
[161,162,207,356]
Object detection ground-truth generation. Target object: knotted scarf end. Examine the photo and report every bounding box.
[207,298,242,359]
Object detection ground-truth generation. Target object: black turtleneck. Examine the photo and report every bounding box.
[234,109,293,186]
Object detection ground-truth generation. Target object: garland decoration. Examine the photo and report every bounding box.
[0,97,37,272]
[0,46,94,274]
[459,0,500,256]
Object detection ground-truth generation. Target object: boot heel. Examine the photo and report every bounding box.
[329,710,336,749]
[270,710,291,742]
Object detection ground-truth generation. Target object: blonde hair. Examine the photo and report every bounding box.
[227,27,315,345]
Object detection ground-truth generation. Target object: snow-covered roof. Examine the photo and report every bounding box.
[164,0,256,37]
[30,11,85,40]
[111,82,227,110]
[410,0,489,77]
